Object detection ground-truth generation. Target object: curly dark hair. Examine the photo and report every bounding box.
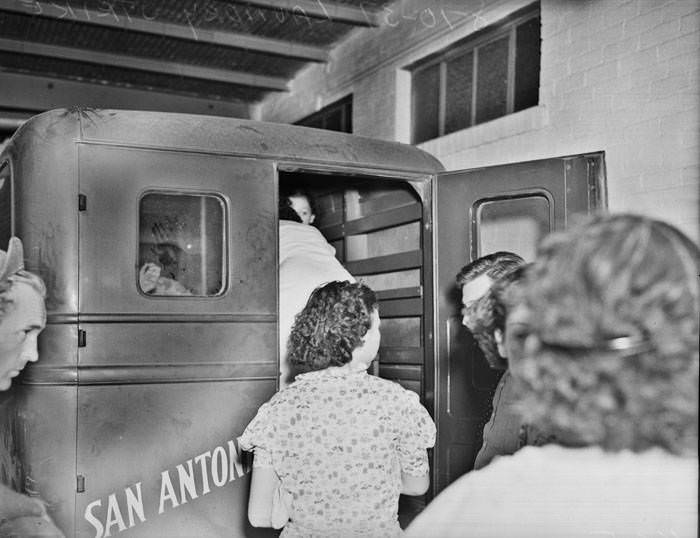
[512,213,699,456]
[288,281,378,373]
[279,196,302,223]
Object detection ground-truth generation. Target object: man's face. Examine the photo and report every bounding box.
[499,303,531,365]
[461,273,493,329]
[0,282,47,391]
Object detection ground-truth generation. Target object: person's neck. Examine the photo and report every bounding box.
[327,361,368,375]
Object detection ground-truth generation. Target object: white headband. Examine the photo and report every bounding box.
[0,237,25,284]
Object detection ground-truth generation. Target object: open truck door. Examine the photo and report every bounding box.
[432,153,605,494]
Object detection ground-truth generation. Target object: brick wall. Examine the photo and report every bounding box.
[258,0,699,242]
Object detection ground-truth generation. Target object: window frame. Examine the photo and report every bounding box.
[410,3,540,143]
[295,95,353,133]
[136,189,229,299]
[471,189,554,260]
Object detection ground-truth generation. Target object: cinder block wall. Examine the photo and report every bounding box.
[258,0,699,242]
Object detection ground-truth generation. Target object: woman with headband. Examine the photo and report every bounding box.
[0,237,63,536]
[407,214,698,538]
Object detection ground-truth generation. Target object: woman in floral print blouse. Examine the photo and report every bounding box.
[239,281,436,537]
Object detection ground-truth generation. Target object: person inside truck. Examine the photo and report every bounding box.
[240,280,436,537]
[406,213,699,537]
[138,220,195,296]
[463,263,553,468]
[285,187,316,225]
[138,260,193,296]
[279,188,355,385]
[0,237,64,537]
[456,251,525,470]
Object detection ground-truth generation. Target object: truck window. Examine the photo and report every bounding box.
[138,191,226,297]
[475,194,550,261]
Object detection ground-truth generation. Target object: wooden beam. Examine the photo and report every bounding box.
[344,250,423,276]
[375,286,422,301]
[321,204,422,241]
[0,71,252,117]
[378,297,423,317]
[0,1,329,62]
[377,347,424,365]
[0,109,32,130]
[233,0,380,26]
[0,38,289,91]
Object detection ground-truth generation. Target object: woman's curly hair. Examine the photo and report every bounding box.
[288,281,378,372]
[512,213,699,455]
[279,196,302,223]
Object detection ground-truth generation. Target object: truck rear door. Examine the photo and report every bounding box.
[433,153,604,494]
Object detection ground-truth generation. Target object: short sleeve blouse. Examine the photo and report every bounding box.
[238,369,435,537]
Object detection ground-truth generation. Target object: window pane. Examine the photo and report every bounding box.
[475,37,509,125]
[344,101,353,133]
[296,96,352,133]
[413,63,440,143]
[477,196,550,261]
[323,108,343,132]
[445,50,473,134]
[301,116,323,129]
[515,17,541,112]
[138,193,225,296]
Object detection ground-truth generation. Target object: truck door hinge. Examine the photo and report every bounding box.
[78,194,87,211]
[77,475,85,493]
[78,329,86,348]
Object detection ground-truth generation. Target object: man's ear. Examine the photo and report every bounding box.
[309,214,316,224]
[494,328,507,358]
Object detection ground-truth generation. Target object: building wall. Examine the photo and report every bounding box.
[257,0,700,242]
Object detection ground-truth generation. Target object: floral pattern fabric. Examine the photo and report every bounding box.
[239,369,436,537]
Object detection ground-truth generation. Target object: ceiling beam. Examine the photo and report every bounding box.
[0,1,329,62]
[232,0,380,26]
[0,71,251,118]
[0,38,289,91]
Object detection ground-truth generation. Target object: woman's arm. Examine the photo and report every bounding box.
[247,465,278,528]
[401,469,430,496]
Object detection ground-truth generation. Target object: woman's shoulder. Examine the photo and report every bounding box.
[467,445,697,487]
[265,382,307,404]
[362,374,421,403]
[279,220,325,242]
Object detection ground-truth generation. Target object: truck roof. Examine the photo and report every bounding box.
[10,108,443,176]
